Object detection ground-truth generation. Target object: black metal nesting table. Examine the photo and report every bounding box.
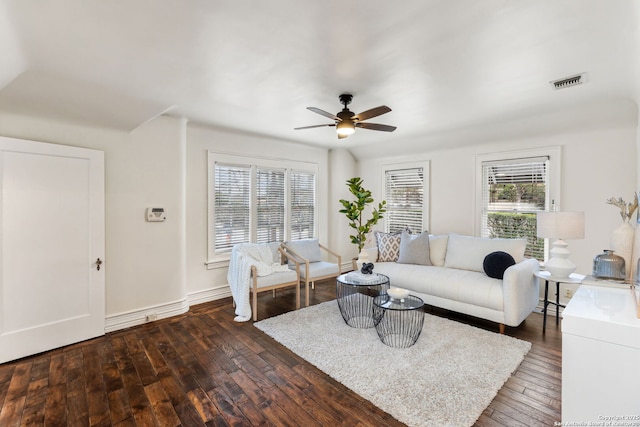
[336,273,390,328]
[373,294,425,348]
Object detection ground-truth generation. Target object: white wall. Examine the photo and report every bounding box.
[358,101,638,279]
[0,113,189,322]
[328,148,358,266]
[185,123,330,299]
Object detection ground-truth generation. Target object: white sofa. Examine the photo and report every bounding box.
[364,232,540,333]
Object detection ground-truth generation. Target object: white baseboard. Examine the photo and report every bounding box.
[104,286,233,333]
[105,298,189,333]
[535,300,563,316]
[341,261,354,272]
[187,285,232,306]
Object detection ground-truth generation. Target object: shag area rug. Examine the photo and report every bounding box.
[254,300,531,427]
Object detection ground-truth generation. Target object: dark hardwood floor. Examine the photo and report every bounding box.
[0,280,562,426]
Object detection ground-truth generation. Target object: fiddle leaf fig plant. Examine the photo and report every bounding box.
[339,177,387,252]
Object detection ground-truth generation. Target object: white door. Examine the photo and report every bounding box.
[0,136,105,363]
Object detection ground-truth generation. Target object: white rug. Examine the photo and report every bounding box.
[254,300,531,427]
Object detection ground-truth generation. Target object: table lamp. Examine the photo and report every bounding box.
[536,211,585,279]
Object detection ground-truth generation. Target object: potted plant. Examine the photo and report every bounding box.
[339,177,386,268]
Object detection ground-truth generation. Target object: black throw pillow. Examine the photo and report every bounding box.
[483,251,516,279]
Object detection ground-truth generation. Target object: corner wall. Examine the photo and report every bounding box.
[0,113,189,328]
[328,148,358,267]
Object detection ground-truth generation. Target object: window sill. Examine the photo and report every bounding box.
[205,256,230,270]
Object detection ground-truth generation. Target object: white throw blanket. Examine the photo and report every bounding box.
[227,243,290,322]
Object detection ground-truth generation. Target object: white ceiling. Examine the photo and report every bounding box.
[0,0,638,158]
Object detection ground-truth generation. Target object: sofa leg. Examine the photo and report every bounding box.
[499,323,505,334]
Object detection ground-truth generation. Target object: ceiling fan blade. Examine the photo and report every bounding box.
[356,122,397,132]
[307,107,340,121]
[294,124,335,130]
[352,105,391,121]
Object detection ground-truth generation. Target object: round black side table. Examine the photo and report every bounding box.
[372,294,425,348]
[336,273,390,328]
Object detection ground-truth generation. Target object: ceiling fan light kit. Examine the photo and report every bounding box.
[336,120,355,136]
[295,93,396,139]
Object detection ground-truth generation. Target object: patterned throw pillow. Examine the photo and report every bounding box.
[375,229,411,262]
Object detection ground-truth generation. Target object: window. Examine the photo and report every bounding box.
[208,153,317,265]
[477,148,561,260]
[290,171,316,240]
[214,165,250,253]
[256,168,285,243]
[384,165,427,233]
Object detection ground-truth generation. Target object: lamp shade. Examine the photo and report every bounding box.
[536,211,585,240]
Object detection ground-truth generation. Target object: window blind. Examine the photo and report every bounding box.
[290,171,315,240]
[214,164,251,252]
[256,168,285,243]
[481,156,548,259]
[385,167,424,233]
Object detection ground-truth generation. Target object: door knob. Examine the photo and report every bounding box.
[96,258,103,271]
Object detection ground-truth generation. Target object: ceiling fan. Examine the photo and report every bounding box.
[294,94,396,139]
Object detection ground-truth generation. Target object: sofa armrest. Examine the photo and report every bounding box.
[502,258,540,326]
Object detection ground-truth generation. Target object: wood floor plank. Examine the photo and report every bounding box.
[107,388,133,425]
[0,278,563,426]
[144,381,181,427]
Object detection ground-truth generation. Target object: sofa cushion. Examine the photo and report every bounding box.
[444,233,526,273]
[428,234,448,267]
[483,251,516,279]
[286,238,322,262]
[375,230,404,262]
[372,262,504,312]
[397,230,432,265]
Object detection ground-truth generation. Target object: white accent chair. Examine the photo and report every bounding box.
[282,239,342,306]
[249,245,300,321]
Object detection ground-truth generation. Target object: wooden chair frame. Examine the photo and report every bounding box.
[250,246,300,321]
[282,242,342,307]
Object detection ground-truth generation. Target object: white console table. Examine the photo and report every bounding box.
[561,284,640,423]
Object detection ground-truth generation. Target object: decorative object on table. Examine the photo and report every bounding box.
[339,177,387,253]
[344,270,380,283]
[355,248,370,271]
[592,249,626,280]
[536,211,585,279]
[607,194,637,281]
[386,287,409,301]
[360,262,374,274]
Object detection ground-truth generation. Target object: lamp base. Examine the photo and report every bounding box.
[545,239,576,279]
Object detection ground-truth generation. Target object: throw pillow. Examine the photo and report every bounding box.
[374,227,412,262]
[444,233,527,272]
[375,231,402,262]
[397,230,432,265]
[483,251,516,279]
[428,234,449,267]
[285,238,322,263]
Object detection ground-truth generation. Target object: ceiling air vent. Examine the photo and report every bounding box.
[550,73,587,90]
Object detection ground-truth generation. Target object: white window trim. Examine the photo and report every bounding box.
[474,146,562,237]
[380,160,430,233]
[206,151,318,269]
